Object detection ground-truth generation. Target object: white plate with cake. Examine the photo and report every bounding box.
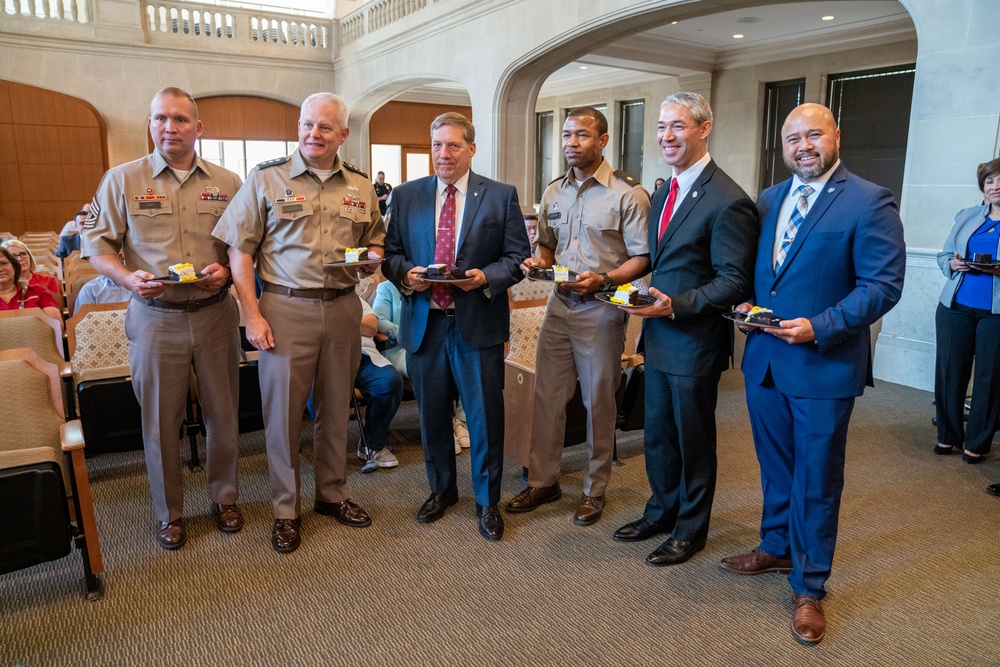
[724,307,783,329]
[526,266,581,283]
[152,263,209,284]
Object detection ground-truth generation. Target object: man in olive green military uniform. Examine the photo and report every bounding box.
[214,93,385,554]
[82,86,243,551]
[507,106,650,527]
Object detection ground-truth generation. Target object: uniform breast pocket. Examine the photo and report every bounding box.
[582,211,618,232]
[196,202,228,220]
[340,205,370,224]
[128,200,175,243]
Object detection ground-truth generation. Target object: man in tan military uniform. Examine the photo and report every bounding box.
[213,92,385,554]
[82,87,243,550]
[507,106,650,526]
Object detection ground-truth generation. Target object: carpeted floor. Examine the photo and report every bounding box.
[2,364,999,666]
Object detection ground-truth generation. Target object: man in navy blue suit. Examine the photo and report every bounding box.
[382,112,530,541]
[720,103,905,643]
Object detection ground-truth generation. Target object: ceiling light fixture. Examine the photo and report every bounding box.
[733,34,744,39]
[670,21,678,25]
[822,15,835,21]
[579,66,588,70]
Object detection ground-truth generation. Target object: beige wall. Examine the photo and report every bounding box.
[710,40,919,201]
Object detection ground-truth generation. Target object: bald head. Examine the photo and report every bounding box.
[781,103,840,182]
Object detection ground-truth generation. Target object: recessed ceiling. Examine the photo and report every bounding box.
[394,1,914,104]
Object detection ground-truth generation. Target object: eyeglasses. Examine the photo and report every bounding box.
[10,252,29,260]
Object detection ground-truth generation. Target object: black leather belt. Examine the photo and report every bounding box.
[428,308,456,316]
[557,286,595,303]
[135,289,228,312]
[261,281,353,301]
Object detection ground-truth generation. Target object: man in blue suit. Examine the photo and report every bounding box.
[382,112,530,541]
[720,103,905,644]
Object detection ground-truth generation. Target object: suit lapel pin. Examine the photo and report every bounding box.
[473,191,479,197]
[692,191,698,197]
[827,187,835,193]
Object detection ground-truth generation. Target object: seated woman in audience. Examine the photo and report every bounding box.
[934,158,1000,464]
[0,245,61,321]
[2,240,60,298]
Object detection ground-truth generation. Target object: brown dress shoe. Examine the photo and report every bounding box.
[720,547,792,575]
[157,519,187,550]
[272,518,301,554]
[573,494,605,526]
[505,484,561,513]
[791,594,826,643]
[211,503,244,533]
[315,498,372,527]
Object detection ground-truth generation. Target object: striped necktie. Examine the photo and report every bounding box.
[774,184,814,271]
[432,184,457,310]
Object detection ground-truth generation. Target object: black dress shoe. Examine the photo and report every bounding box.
[613,518,670,542]
[645,537,706,566]
[417,488,459,523]
[315,498,372,527]
[272,518,301,554]
[157,519,187,550]
[963,452,987,464]
[476,504,504,541]
[987,482,1000,497]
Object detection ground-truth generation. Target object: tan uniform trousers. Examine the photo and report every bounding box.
[527,292,627,497]
[258,291,362,519]
[125,295,241,523]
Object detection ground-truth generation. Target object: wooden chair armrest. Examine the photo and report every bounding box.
[61,419,85,452]
[504,358,535,374]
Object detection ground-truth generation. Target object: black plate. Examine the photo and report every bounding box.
[966,261,1000,270]
[420,273,470,283]
[325,258,382,268]
[724,310,782,329]
[595,291,656,308]
[526,267,582,283]
[151,273,208,284]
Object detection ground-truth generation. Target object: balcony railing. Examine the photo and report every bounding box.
[3,0,91,23]
[340,0,433,46]
[143,0,330,55]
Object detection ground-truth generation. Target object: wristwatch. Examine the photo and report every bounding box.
[600,272,614,292]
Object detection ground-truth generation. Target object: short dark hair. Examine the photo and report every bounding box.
[523,213,538,221]
[977,158,1000,192]
[566,107,608,136]
[0,245,23,285]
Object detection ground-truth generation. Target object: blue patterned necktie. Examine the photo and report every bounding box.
[774,184,814,271]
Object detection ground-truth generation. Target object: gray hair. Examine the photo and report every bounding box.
[152,86,199,119]
[1,239,35,273]
[661,92,713,125]
[301,93,349,128]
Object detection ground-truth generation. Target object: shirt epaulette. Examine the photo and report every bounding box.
[548,176,562,186]
[613,169,641,187]
[342,162,369,179]
[257,156,290,170]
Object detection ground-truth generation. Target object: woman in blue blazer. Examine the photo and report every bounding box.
[934,158,1000,466]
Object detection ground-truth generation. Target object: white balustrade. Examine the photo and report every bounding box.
[3,0,91,23]
[141,0,330,54]
[340,0,432,46]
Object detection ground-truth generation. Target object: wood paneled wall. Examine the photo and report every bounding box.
[0,80,108,236]
[369,101,473,145]
[193,96,299,141]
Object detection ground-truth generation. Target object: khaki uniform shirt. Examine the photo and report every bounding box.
[536,159,650,275]
[82,151,242,303]
[212,151,385,290]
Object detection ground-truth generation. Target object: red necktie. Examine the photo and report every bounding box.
[657,178,680,241]
[432,184,457,310]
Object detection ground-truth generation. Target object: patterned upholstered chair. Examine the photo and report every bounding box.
[0,348,104,600]
[66,304,142,456]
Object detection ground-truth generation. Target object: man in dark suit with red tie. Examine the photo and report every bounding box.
[382,113,530,542]
[613,92,759,566]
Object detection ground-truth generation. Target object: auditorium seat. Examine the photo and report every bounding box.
[0,348,104,600]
